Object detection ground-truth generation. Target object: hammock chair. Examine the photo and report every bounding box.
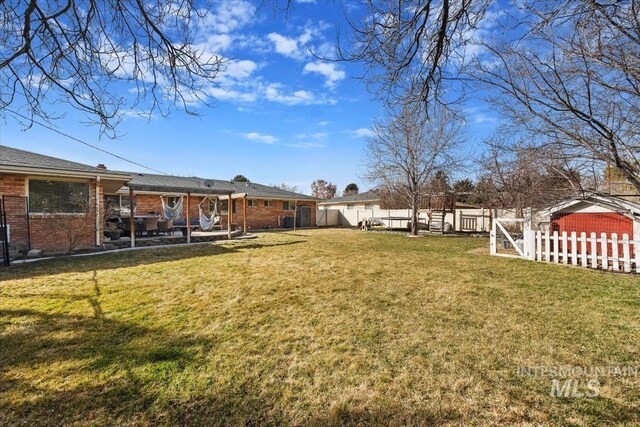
[198,196,221,231]
[160,196,184,221]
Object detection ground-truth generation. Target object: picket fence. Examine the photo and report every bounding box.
[530,231,640,273]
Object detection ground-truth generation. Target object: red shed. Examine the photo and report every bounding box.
[548,194,640,256]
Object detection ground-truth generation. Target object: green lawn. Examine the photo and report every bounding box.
[1,229,639,425]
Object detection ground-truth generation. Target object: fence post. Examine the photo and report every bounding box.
[580,232,587,268]
[536,230,542,261]
[544,231,550,262]
[490,219,497,256]
[561,231,568,264]
[635,240,640,273]
[590,233,598,268]
[524,230,536,260]
[601,233,608,270]
[622,234,631,273]
[571,232,578,265]
[553,231,559,263]
[611,233,619,272]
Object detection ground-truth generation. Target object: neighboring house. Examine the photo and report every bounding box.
[317,190,382,211]
[0,146,317,256]
[0,146,130,253]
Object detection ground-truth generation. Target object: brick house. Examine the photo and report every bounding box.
[1,146,317,256]
[0,146,130,254]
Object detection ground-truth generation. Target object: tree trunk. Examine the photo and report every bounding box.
[411,196,419,236]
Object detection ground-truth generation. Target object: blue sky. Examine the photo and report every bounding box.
[0,0,500,195]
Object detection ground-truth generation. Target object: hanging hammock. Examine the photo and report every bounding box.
[198,197,221,231]
[160,196,183,221]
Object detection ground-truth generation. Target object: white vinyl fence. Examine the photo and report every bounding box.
[317,207,492,232]
[491,217,640,273]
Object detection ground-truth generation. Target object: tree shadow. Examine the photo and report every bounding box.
[0,240,305,281]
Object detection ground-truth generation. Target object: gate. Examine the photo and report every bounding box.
[490,217,533,259]
[0,195,30,266]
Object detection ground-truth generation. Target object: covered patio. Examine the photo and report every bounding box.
[122,176,241,249]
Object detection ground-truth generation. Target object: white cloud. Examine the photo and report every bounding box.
[266,23,327,60]
[318,121,330,126]
[207,87,258,103]
[200,0,256,34]
[296,0,317,3]
[221,59,258,80]
[245,132,277,144]
[267,33,300,57]
[474,113,497,124]
[303,61,346,88]
[264,83,336,106]
[346,128,374,138]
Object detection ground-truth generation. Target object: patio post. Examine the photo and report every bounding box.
[227,194,232,240]
[186,192,191,244]
[293,200,298,231]
[243,194,247,234]
[129,187,135,248]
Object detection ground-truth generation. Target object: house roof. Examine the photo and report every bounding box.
[0,145,129,178]
[318,190,381,205]
[549,193,640,220]
[122,172,316,200]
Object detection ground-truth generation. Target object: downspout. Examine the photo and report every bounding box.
[95,176,101,247]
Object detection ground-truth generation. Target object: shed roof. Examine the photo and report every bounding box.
[549,193,640,221]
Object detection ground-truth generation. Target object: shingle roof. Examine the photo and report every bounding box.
[123,172,316,200]
[0,145,128,176]
[549,193,640,219]
[318,190,381,204]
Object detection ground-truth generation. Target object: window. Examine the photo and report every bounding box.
[283,201,296,211]
[218,199,237,214]
[29,180,90,213]
[364,203,375,210]
[264,200,273,208]
[248,199,256,207]
[104,194,137,215]
[167,196,180,207]
[346,204,355,210]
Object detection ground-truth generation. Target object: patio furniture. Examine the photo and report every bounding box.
[157,219,174,235]
[140,217,159,237]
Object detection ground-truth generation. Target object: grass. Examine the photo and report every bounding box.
[1,228,639,426]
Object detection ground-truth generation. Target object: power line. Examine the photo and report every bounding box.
[2,108,167,175]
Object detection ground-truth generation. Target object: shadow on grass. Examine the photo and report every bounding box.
[0,240,305,281]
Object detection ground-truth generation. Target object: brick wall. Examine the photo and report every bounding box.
[232,198,317,230]
[1,173,103,254]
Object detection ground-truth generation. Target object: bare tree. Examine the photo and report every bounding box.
[338,0,490,110]
[480,139,580,215]
[311,179,337,199]
[1,1,226,136]
[365,103,464,235]
[474,1,640,192]
[273,183,301,193]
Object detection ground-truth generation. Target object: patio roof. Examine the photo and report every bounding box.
[125,173,234,195]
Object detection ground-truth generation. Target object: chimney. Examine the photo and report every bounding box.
[96,164,107,171]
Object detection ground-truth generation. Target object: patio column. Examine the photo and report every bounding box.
[227,193,232,239]
[243,195,247,234]
[129,187,135,248]
[293,200,298,231]
[186,192,191,244]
